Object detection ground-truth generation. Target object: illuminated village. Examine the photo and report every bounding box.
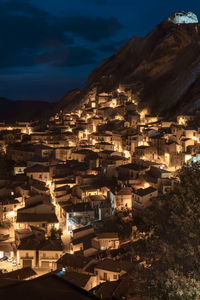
[0,82,199,297]
[1,5,200,298]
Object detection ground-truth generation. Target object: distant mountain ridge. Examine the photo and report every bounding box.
[0,97,55,122]
[59,14,200,117]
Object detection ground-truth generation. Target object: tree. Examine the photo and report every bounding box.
[132,163,200,298]
[50,227,62,240]
[50,227,57,240]
[101,214,132,239]
[166,270,200,299]
[57,228,63,239]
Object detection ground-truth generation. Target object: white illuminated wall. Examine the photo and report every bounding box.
[168,11,198,24]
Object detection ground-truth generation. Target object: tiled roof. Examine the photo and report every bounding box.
[61,271,91,288]
[64,203,93,213]
[38,239,63,251]
[117,187,132,195]
[18,235,40,250]
[96,232,119,239]
[95,259,133,273]
[72,233,95,247]
[133,187,157,197]
[73,225,93,234]
[0,267,36,281]
[17,213,58,223]
[57,253,91,269]
[0,273,101,300]
[25,164,49,173]
[119,163,148,171]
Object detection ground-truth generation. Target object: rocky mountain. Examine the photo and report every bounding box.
[0,97,55,122]
[57,89,81,113]
[59,13,200,116]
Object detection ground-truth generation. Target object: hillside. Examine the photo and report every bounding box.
[59,15,200,116]
[0,98,55,122]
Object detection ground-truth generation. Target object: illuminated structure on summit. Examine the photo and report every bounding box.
[168,11,198,24]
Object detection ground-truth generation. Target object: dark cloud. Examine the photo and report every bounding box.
[86,0,106,4]
[99,39,128,53]
[0,0,74,67]
[95,0,106,3]
[36,47,97,67]
[0,0,122,68]
[62,16,122,42]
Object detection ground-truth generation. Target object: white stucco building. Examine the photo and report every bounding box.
[168,11,198,24]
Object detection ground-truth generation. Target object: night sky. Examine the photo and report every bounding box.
[1,0,200,102]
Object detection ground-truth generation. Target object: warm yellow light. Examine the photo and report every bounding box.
[7,211,15,218]
[27,127,32,135]
[140,109,148,121]
[178,117,186,126]
[144,183,150,188]
[138,141,148,146]
[54,223,60,230]
[117,88,121,93]
[165,153,170,160]
[177,145,182,153]
[110,100,117,108]
[17,251,20,265]
[124,150,131,158]
[185,155,192,162]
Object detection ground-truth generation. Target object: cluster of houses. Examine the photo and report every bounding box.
[0,84,199,298]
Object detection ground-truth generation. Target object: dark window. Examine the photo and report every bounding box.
[103,272,107,280]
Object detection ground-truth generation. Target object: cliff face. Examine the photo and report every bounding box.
[60,19,200,116]
[57,89,81,113]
